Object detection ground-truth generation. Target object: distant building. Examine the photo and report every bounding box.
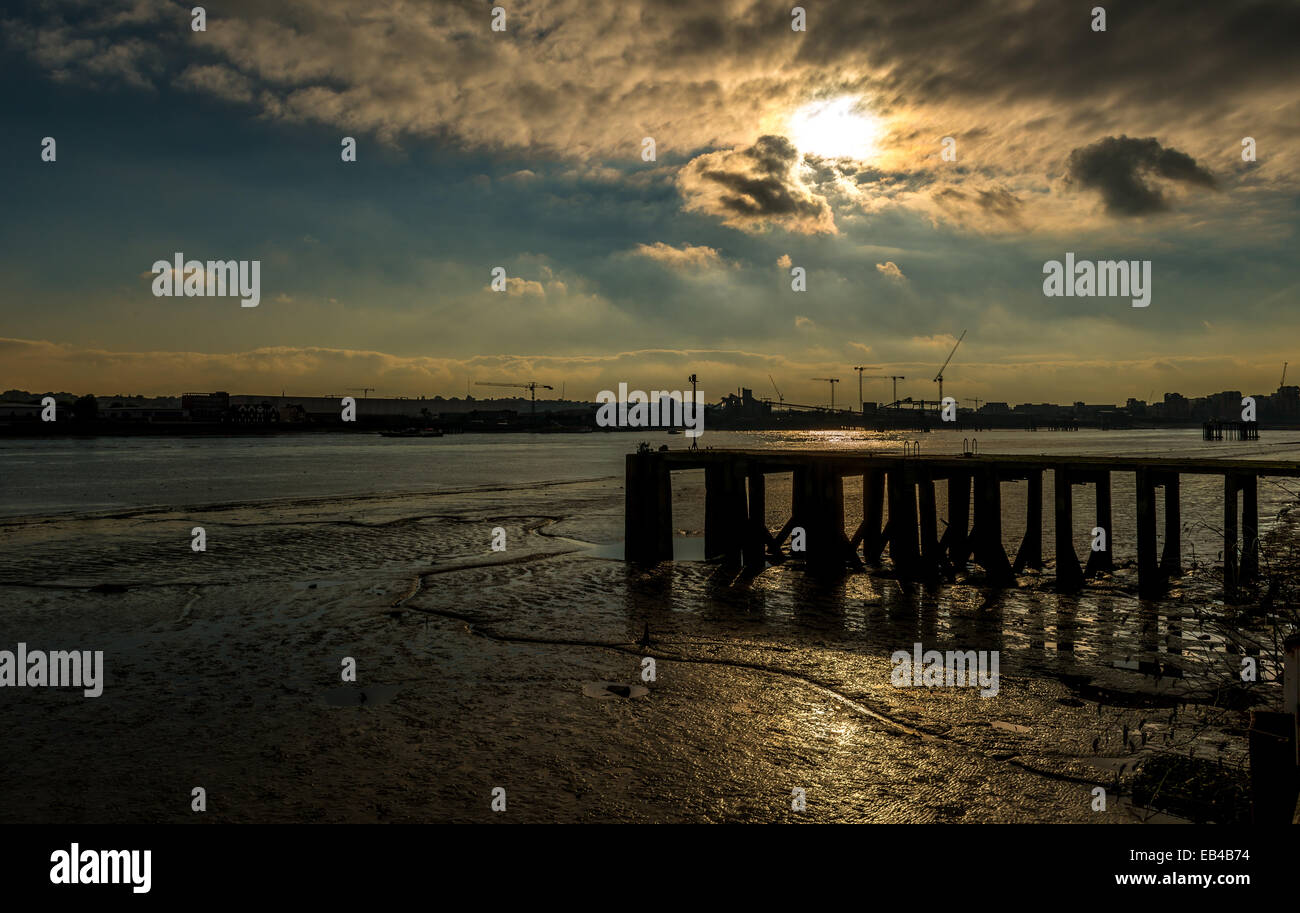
[230,402,279,424]
[0,402,41,419]
[182,392,230,421]
[719,388,771,418]
[104,406,184,422]
[1271,385,1300,418]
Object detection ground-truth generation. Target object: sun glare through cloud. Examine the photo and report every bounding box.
[789,97,883,160]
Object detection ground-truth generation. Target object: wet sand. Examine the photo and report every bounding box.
[0,465,1283,823]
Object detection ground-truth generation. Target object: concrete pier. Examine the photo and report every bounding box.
[626,449,1299,597]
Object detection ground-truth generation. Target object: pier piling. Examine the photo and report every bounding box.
[624,452,673,563]
[917,468,941,579]
[1055,468,1085,591]
[1136,468,1161,598]
[1161,472,1182,577]
[974,469,1015,585]
[744,467,768,568]
[945,472,972,570]
[1014,469,1043,573]
[1224,474,1240,595]
[626,448,1296,599]
[1242,473,1259,583]
[1083,471,1113,577]
[886,465,921,579]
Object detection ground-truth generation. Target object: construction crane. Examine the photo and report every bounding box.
[932,329,967,405]
[965,397,981,410]
[853,367,887,413]
[475,381,554,414]
[768,374,785,405]
[687,374,699,450]
[888,375,906,405]
[812,377,841,411]
[347,387,375,398]
[1281,362,1288,388]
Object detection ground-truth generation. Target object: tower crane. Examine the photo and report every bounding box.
[812,377,841,411]
[768,374,785,405]
[932,330,967,406]
[475,381,554,414]
[347,387,375,398]
[852,367,887,414]
[888,375,906,405]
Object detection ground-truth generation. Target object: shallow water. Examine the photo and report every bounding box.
[0,429,1293,822]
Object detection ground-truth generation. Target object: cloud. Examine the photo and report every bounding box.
[677,136,837,235]
[875,261,906,281]
[776,254,792,269]
[1066,135,1218,215]
[500,169,538,184]
[174,64,256,103]
[794,316,815,328]
[2,336,1295,408]
[489,277,546,297]
[7,1,1299,237]
[631,242,731,271]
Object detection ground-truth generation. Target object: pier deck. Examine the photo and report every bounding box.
[625,449,1300,597]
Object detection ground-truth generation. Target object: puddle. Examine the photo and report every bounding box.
[584,536,707,561]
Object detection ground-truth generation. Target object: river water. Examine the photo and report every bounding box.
[0,428,1295,822]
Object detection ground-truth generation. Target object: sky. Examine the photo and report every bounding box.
[2,0,1298,406]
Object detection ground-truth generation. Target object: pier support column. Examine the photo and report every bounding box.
[945,473,972,570]
[1084,471,1113,577]
[1242,473,1258,583]
[772,466,811,553]
[1136,468,1161,598]
[1160,473,1182,577]
[743,468,767,569]
[886,466,920,580]
[624,453,673,563]
[917,468,941,579]
[856,469,886,566]
[1014,469,1043,573]
[801,464,851,574]
[1224,474,1240,596]
[974,469,1015,586]
[705,463,747,566]
[1054,468,1085,592]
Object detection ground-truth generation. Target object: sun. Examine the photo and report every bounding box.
[789,97,883,160]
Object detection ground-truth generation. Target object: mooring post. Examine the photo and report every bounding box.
[1014,468,1043,572]
[1084,471,1113,577]
[886,465,920,579]
[1161,472,1182,577]
[1224,473,1240,595]
[856,469,886,565]
[744,467,767,568]
[1241,473,1259,583]
[625,452,673,563]
[1136,468,1160,597]
[1054,467,1084,591]
[974,469,1015,585]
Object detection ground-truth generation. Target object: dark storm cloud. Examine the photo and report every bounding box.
[678,135,835,234]
[796,0,1300,111]
[1066,135,1217,215]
